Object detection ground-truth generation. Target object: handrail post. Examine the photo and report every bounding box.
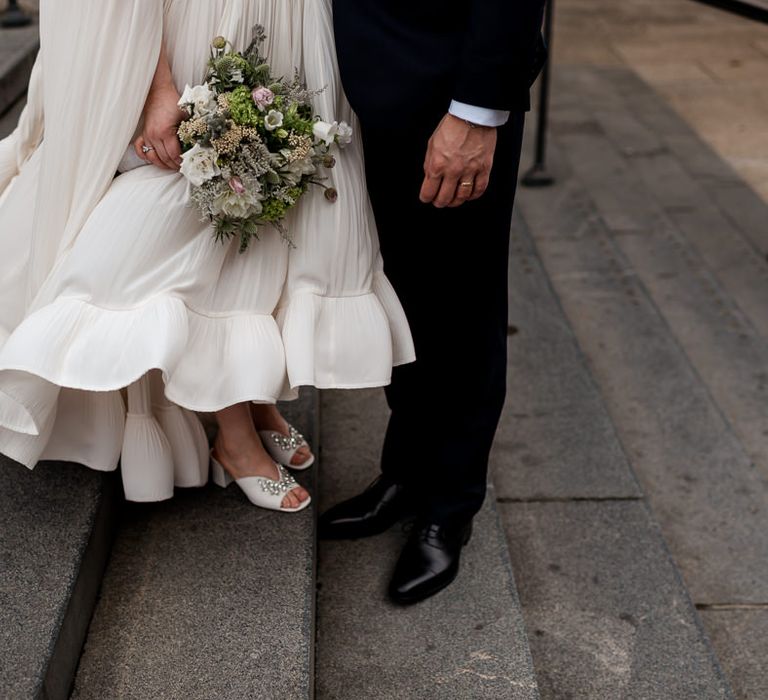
[522,0,555,188]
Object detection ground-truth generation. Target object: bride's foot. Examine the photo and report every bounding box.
[250,404,315,469]
[212,434,311,511]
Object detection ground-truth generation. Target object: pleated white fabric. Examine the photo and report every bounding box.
[0,0,415,500]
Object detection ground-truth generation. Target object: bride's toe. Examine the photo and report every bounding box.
[282,486,307,509]
[291,446,313,467]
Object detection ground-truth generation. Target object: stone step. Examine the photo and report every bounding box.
[70,391,318,700]
[315,388,539,700]
[517,86,768,697]
[0,95,25,137]
[551,66,768,481]
[0,459,120,700]
[499,207,733,698]
[519,86,768,605]
[0,24,38,117]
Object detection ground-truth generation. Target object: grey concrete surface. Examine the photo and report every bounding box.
[516,62,768,696]
[498,210,641,500]
[700,609,768,700]
[517,128,768,606]
[502,500,733,699]
[70,391,318,700]
[0,457,119,700]
[0,24,37,116]
[316,389,539,700]
[550,67,768,483]
[0,96,24,138]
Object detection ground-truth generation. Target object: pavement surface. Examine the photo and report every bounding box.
[512,57,768,700]
[554,0,768,202]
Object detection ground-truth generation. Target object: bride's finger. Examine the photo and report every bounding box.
[134,136,150,162]
[143,144,163,168]
[154,140,177,171]
[164,135,183,168]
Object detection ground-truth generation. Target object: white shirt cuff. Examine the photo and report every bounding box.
[449,101,510,127]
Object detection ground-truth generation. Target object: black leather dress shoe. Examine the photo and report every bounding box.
[389,520,473,605]
[318,475,414,540]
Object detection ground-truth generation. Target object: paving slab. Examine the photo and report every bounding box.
[501,500,733,699]
[497,211,641,500]
[0,25,38,116]
[594,65,768,256]
[548,67,768,494]
[0,457,119,700]
[70,391,318,700]
[699,609,768,700]
[516,140,768,604]
[316,389,539,700]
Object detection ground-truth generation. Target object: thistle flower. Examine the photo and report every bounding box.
[324,187,338,203]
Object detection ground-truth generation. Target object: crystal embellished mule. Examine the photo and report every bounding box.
[210,452,312,513]
[258,424,316,471]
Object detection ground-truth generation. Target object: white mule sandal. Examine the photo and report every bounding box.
[210,452,312,513]
[258,424,316,471]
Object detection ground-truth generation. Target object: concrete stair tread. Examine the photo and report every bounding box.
[698,608,768,700]
[0,24,38,117]
[516,62,768,697]
[502,499,733,699]
[498,208,642,500]
[315,389,539,700]
[70,392,318,700]
[0,459,119,700]
[498,193,732,696]
[518,108,768,605]
[548,67,768,481]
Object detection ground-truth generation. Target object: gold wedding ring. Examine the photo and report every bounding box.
[460,181,474,187]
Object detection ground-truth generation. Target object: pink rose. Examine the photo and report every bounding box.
[251,87,275,111]
[228,176,246,195]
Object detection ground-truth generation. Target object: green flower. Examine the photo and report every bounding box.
[228,86,261,127]
[261,198,288,222]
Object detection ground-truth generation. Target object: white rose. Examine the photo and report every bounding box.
[264,109,284,132]
[180,144,221,187]
[313,120,339,145]
[213,189,264,219]
[336,121,354,147]
[178,83,217,117]
[280,156,317,185]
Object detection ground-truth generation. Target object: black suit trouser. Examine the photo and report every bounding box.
[360,112,526,524]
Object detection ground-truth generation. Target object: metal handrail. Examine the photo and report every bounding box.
[522,0,555,188]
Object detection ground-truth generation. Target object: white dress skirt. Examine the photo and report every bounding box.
[0,0,415,501]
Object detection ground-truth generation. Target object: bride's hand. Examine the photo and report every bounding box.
[134,84,186,171]
[134,47,185,171]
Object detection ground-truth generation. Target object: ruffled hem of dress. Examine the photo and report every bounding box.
[276,271,416,398]
[0,295,288,431]
[0,279,414,501]
[0,275,414,433]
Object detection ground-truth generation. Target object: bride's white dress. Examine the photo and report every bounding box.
[0,0,415,501]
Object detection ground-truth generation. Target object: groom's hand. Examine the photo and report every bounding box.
[420,114,497,209]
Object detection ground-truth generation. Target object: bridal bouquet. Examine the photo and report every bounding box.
[177,26,352,252]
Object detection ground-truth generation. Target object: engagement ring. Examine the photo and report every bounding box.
[142,146,154,154]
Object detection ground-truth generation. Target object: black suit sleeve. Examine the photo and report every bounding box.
[453,0,548,112]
